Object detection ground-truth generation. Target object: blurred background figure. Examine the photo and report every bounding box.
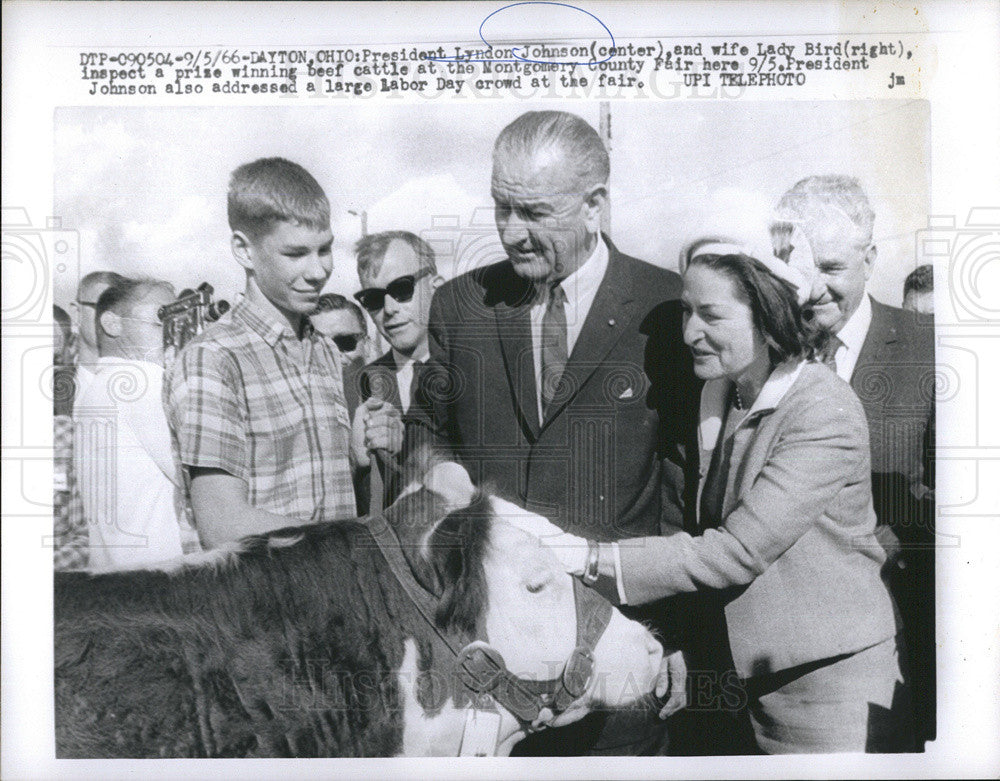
[53,304,88,571]
[902,264,934,315]
[74,277,197,570]
[52,305,75,415]
[312,293,372,417]
[70,271,128,409]
[313,293,372,370]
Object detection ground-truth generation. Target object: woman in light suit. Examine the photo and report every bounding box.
[521,236,912,753]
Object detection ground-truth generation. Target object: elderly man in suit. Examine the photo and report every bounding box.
[411,110,699,755]
[773,175,936,749]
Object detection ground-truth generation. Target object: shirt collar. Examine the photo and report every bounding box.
[835,294,872,354]
[697,359,807,452]
[391,344,429,371]
[557,233,608,305]
[233,296,311,348]
[534,233,608,304]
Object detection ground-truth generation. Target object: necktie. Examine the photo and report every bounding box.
[407,360,424,414]
[540,281,568,417]
[820,335,843,374]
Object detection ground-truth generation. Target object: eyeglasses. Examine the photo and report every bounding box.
[332,333,364,353]
[354,268,432,313]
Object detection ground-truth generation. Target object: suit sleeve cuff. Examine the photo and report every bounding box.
[612,542,628,605]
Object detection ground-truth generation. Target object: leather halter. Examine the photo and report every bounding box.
[366,514,614,727]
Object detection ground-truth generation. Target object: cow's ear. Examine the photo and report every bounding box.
[424,461,476,511]
[428,494,491,636]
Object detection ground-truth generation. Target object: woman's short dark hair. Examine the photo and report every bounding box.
[687,252,824,364]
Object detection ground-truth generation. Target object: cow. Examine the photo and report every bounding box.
[54,463,667,757]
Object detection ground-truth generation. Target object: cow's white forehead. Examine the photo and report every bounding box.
[487,498,567,541]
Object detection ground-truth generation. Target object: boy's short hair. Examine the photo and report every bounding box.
[228,157,330,241]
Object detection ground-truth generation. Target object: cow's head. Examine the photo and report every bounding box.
[390,462,664,754]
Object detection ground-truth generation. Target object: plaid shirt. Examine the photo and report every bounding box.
[166,297,356,532]
[53,413,89,570]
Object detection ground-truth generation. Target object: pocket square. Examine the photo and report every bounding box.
[618,386,635,400]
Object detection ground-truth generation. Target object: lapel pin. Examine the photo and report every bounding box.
[608,318,616,327]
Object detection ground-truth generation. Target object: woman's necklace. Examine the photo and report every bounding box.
[733,385,746,410]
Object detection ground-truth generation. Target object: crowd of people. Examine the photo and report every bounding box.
[52,110,935,755]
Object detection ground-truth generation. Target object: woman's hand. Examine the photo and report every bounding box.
[491,501,590,575]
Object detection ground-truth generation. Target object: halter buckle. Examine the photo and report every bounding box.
[562,646,596,699]
[457,641,506,694]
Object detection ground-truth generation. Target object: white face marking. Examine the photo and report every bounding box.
[395,638,522,756]
[482,498,665,710]
[481,522,578,678]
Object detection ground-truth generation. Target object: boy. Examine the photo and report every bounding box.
[166,158,356,548]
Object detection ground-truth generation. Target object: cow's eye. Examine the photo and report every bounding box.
[525,572,551,594]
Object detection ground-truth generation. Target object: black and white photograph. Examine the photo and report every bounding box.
[3,2,998,778]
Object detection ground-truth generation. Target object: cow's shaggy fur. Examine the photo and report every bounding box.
[55,490,484,758]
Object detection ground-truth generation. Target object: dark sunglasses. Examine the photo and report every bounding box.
[332,333,364,353]
[354,268,432,313]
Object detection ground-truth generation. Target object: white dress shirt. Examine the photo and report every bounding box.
[832,294,873,382]
[74,357,189,570]
[72,363,97,417]
[391,344,430,414]
[529,235,609,421]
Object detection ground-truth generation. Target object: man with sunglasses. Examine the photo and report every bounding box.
[313,294,370,371]
[411,110,700,756]
[74,276,197,570]
[350,230,442,511]
[312,293,371,414]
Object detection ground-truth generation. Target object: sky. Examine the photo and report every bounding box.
[53,99,929,315]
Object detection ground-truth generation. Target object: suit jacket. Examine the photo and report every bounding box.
[413,236,699,541]
[851,296,936,745]
[616,361,897,679]
[851,297,935,545]
[352,351,425,513]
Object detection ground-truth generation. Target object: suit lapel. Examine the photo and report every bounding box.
[540,248,636,428]
[851,298,899,391]
[493,282,541,439]
[364,353,403,412]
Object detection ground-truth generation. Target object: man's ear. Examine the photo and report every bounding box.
[231,231,254,271]
[863,243,877,281]
[99,309,122,338]
[582,183,608,234]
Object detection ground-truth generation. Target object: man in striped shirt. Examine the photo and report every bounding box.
[166,158,356,548]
